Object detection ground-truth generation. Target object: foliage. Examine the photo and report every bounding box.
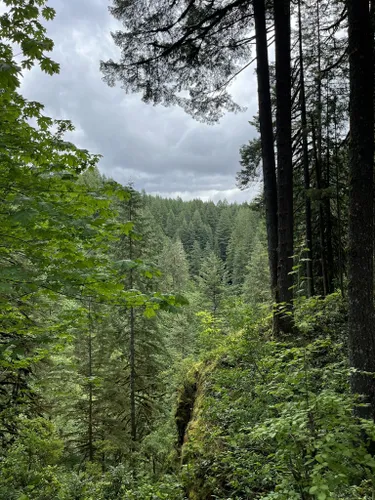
[0,418,63,500]
[0,0,59,90]
[180,296,374,500]
[101,0,253,122]
[1,2,373,500]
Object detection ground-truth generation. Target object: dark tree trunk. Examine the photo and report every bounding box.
[371,0,375,263]
[348,0,375,420]
[298,0,314,297]
[253,0,279,309]
[274,0,293,331]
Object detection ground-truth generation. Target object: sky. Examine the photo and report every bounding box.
[21,0,261,203]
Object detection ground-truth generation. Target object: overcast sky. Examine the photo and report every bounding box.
[21,0,260,203]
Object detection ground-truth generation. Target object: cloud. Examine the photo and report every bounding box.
[20,0,260,202]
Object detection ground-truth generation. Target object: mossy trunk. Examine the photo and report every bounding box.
[175,382,197,448]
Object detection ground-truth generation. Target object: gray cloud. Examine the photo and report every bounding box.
[21,0,259,202]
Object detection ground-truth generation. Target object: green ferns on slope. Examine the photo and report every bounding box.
[179,294,375,500]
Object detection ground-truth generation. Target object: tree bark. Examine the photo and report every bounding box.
[274,0,293,332]
[253,0,279,310]
[298,0,314,297]
[348,0,375,420]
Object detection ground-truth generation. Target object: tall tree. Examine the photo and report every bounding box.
[274,0,293,330]
[199,252,227,317]
[297,0,314,297]
[347,0,375,420]
[253,0,279,305]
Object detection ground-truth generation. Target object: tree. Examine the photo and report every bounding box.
[101,0,255,123]
[190,240,203,277]
[165,210,177,238]
[158,239,190,292]
[226,207,259,285]
[297,0,314,297]
[215,208,233,262]
[198,252,227,316]
[253,0,279,305]
[0,0,59,91]
[347,0,375,420]
[274,0,293,332]
[243,223,271,311]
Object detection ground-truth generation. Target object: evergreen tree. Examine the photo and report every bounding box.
[215,208,233,262]
[274,0,293,332]
[190,240,203,277]
[243,224,271,310]
[158,239,190,292]
[198,252,227,316]
[226,208,260,285]
[252,0,278,309]
[179,218,195,254]
[165,210,177,239]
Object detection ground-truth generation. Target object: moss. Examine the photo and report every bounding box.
[175,380,197,448]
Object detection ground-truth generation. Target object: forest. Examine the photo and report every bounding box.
[1,0,375,499]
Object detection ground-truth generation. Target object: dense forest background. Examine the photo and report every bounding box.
[2,0,375,499]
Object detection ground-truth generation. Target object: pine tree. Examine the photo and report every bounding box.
[198,252,227,316]
[165,210,177,239]
[190,240,203,277]
[226,208,260,285]
[158,239,190,292]
[215,209,233,262]
[243,223,271,310]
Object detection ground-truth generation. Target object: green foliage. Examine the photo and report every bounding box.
[180,295,374,500]
[198,251,227,315]
[0,418,63,500]
[0,0,59,90]
[237,134,262,189]
[58,467,185,500]
[0,4,365,500]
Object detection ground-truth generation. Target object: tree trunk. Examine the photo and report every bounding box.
[348,0,375,420]
[274,0,293,332]
[253,0,279,314]
[298,0,314,297]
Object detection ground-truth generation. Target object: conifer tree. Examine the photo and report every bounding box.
[190,240,203,277]
[215,208,233,262]
[158,239,190,292]
[198,251,227,316]
[243,223,271,310]
[226,207,259,285]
